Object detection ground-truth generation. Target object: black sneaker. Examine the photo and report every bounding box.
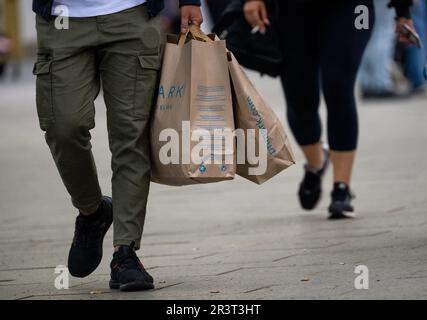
[328,182,355,219]
[298,148,330,210]
[110,242,154,292]
[68,196,113,278]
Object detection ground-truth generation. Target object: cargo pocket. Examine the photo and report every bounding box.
[33,59,54,131]
[134,55,160,119]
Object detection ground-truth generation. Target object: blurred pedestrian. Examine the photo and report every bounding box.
[403,0,427,93]
[359,0,397,98]
[244,0,415,219]
[0,34,11,76]
[0,2,12,77]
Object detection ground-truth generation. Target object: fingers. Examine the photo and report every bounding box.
[395,18,419,46]
[244,2,268,34]
[181,11,190,34]
[181,7,203,34]
[259,4,270,26]
[244,8,263,30]
[190,15,203,27]
[246,11,266,33]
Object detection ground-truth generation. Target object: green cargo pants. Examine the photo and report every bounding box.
[33,5,160,249]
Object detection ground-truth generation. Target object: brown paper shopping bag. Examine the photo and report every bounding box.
[150,26,236,186]
[228,52,296,184]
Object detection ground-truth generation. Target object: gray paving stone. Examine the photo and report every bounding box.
[0,69,426,299]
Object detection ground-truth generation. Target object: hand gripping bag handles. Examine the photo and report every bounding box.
[228,52,296,184]
[150,25,236,186]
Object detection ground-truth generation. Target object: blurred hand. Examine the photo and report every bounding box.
[396,17,420,47]
[180,5,203,34]
[244,0,270,34]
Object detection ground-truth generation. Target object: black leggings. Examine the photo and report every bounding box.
[279,0,374,151]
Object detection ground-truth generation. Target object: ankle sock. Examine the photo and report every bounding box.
[307,157,325,173]
[333,182,349,191]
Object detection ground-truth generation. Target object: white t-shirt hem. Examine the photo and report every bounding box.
[52,0,146,18]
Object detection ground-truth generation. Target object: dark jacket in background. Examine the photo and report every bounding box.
[32,0,201,20]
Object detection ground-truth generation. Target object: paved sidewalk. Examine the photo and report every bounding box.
[1,70,427,300]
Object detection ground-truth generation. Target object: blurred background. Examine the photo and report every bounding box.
[0,0,427,299]
[1,0,426,94]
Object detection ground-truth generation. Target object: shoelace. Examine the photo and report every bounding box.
[73,217,106,248]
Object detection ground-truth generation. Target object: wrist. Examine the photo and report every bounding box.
[179,0,201,8]
[179,1,201,8]
[395,6,411,18]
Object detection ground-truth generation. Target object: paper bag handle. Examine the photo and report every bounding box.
[177,24,213,46]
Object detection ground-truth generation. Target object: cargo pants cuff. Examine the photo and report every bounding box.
[114,239,142,251]
[72,196,103,211]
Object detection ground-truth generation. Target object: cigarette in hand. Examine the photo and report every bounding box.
[251,26,260,34]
